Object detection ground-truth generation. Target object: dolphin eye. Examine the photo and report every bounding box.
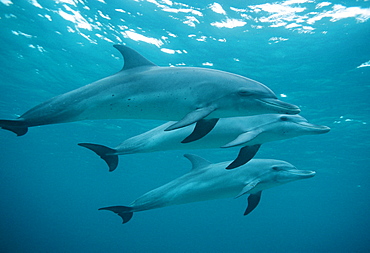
[280,116,289,121]
[272,166,282,171]
[238,89,252,96]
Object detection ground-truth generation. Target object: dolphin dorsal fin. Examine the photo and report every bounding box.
[184,154,212,171]
[113,45,158,71]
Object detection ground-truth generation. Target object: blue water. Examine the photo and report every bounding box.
[1,0,369,252]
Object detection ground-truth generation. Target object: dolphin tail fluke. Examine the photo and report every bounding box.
[78,143,118,172]
[226,144,261,170]
[244,191,262,216]
[0,119,28,136]
[99,206,134,224]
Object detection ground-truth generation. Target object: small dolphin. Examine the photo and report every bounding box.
[78,114,330,171]
[0,45,300,137]
[99,155,315,224]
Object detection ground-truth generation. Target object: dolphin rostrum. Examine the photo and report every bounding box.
[0,45,300,137]
[99,155,315,224]
[78,114,330,171]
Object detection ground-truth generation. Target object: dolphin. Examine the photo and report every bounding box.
[99,154,315,224]
[0,45,300,137]
[78,114,330,171]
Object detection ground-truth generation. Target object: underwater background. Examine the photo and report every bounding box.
[0,0,369,252]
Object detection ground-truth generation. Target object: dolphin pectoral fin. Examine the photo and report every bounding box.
[244,191,262,216]
[221,130,261,148]
[165,106,217,131]
[0,119,28,136]
[226,144,261,170]
[235,180,259,198]
[78,143,118,172]
[181,118,219,143]
[99,206,134,224]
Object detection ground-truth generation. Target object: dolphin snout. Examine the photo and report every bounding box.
[297,121,331,134]
[259,98,301,115]
[293,170,316,179]
[318,126,330,134]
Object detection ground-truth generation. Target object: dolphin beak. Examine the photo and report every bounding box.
[296,121,331,134]
[258,98,301,115]
[291,170,316,179]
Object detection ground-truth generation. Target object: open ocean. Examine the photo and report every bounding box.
[0,0,369,252]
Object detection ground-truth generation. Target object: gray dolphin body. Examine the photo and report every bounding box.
[0,45,300,136]
[99,155,315,224]
[79,114,330,171]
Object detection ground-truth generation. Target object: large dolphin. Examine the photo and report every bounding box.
[78,114,330,171]
[99,155,315,224]
[0,45,300,137]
